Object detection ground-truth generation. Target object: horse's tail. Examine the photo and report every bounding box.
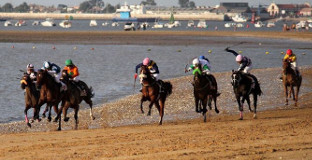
[163,81,173,97]
[88,86,95,98]
[256,82,262,96]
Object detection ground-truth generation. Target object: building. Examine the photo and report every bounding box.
[299,7,312,16]
[267,2,311,17]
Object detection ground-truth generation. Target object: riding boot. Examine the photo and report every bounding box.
[157,80,164,92]
[76,81,87,96]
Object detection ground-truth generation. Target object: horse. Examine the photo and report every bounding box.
[20,73,40,128]
[139,65,172,125]
[53,70,95,130]
[193,68,220,122]
[36,69,62,130]
[231,70,262,120]
[282,60,302,106]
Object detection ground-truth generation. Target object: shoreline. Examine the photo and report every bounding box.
[1,31,312,45]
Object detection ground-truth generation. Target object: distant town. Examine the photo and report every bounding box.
[0,0,311,21]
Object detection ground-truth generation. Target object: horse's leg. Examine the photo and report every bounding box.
[202,98,208,122]
[295,86,300,106]
[236,95,243,120]
[284,85,288,105]
[74,105,79,130]
[54,101,65,122]
[63,104,71,122]
[246,95,252,112]
[195,96,200,113]
[84,98,95,120]
[147,101,154,116]
[208,95,212,110]
[253,93,258,119]
[157,100,165,125]
[24,106,31,128]
[47,104,53,122]
[213,94,219,114]
[140,97,145,114]
[291,86,295,101]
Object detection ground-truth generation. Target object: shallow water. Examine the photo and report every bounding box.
[0,36,311,123]
[0,19,309,32]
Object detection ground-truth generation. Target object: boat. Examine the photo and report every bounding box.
[236,23,244,28]
[266,21,275,28]
[165,11,176,28]
[59,20,72,28]
[102,21,109,26]
[224,22,236,28]
[89,20,97,27]
[4,20,12,27]
[232,14,247,23]
[152,22,164,29]
[41,18,56,27]
[32,21,40,26]
[15,20,26,27]
[296,21,307,29]
[124,22,135,31]
[254,21,264,28]
[187,20,194,27]
[197,20,207,28]
[309,23,312,28]
[111,22,119,27]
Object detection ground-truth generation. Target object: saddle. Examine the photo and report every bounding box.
[70,81,87,96]
[244,73,257,90]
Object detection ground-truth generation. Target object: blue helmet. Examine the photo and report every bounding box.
[199,55,205,60]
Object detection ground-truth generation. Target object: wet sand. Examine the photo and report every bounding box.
[1,30,312,45]
[1,31,312,159]
[0,66,312,159]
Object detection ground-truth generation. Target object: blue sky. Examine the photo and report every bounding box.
[2,0,311,8]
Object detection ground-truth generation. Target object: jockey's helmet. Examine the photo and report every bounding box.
[286,49,293,56]
[199,55,205,60]
[65,59,73,66]
[26,64,34,69]
[143,57,150,65]
[236,55,243,62]
[43,61,51,69]
[192,58,199,65]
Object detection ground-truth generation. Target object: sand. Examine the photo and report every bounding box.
[0,31,312,159]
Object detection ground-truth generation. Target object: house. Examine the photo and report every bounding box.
[267,2,311,17]
[299,8,312,16]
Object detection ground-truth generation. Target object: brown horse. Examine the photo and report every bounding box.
[282,60,302,106]
[139,65,172,125]
[20,73,40,127]
[36,69,62,129]
[193,68,220,122]
[53,70,95,130]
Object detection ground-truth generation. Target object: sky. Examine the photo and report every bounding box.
[1,0,311,8]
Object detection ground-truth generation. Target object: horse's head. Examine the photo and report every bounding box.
[231,70,243,87]
[60,70,70,83]
[36,69,48,86]
[139,65,153,82]
[20,73,31,90]
[282,59,291,73]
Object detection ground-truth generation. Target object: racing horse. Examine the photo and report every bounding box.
[53,70,95,130]
[231,70,262,120]
[193,68,220,122]
[20,73,40,127]
[139,65,172,125]
[282,59,302,106]
[36,69,62,130]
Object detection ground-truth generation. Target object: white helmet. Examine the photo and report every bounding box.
[26,64,34,69]
[192,58,199,65]
[236,55,243,62]
[43,61,50,69]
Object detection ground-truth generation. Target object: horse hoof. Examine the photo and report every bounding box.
[239,117,243,120]
[91,116,95,120]
[47,117,52,122]
[30,119,34,123]
[27,123,31,128]
[42,114,46,118]
[53,118,58,123]
[285,103,288,105]
[64,117,70,122]
[57,128,61,131]
[253,114,257,119]
[37,118,41,122]
[215,109,220,114]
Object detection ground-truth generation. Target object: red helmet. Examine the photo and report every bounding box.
[286,49,293,56]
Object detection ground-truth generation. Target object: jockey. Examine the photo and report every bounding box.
[43,61,66,91]
[187,56,212,74]
[225,47,252,73]
[26,64,37,83]
[63,59,86,96]
[283,49,299,76]
[135,57,160,80]
[134,57,161,91]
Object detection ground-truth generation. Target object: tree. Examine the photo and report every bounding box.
[2,3,13,12]
[140,0,156,6]
[79,0,104,13]
[103,3,116,13]
[178,0,195,8]
[189,1,196,8]
[14,2,30,13]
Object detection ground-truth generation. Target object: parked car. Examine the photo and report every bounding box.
[124,22,135,31]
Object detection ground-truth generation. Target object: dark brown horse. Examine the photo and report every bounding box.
[53,70,95,130]
[139,65,172,125]
[193,68,220,122]
[282,60,302,106]
[231,70,262,120]
[20,73,40,127]
[36,69,62,129]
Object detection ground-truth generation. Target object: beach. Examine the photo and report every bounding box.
[0,31,312,159]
